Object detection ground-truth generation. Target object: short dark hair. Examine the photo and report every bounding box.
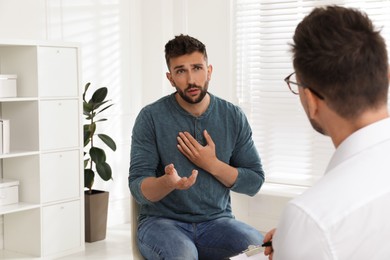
[164,34,208,70]
[291,5,388,119]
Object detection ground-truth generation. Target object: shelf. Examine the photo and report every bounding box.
[0,202,40,215]
[0,41,83,258]
[0,39,81,48]
[0,150,39,159]
[0,97,38,102]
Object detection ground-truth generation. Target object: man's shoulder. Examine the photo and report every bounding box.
[141,94,173,112]
[210,93,243,113]
[211,93,233,105]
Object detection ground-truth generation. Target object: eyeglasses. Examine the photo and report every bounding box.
[284,72,324,100]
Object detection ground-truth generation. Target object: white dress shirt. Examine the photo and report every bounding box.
[273,117,390,260]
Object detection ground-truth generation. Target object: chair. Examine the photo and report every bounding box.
[131,196,145,260]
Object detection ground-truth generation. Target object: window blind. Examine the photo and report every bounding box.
[234,0,390,187]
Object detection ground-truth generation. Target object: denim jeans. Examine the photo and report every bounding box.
[137,216,263,260]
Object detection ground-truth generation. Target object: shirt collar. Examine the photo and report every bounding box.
[169,92,215,118]
[326,117,390,173]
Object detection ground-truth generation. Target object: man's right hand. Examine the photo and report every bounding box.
[164,163,198,190]
[263,228,275,260]
[140,163,198,202]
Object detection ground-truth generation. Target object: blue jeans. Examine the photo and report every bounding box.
[137,216,263,260]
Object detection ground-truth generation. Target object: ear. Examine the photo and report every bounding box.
[207,64,213,81]
[303,88,320,119]
[166,72,175,87]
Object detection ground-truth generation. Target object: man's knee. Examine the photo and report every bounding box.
[138,239,197,260]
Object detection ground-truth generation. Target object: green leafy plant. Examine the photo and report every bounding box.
[83,82,117,194]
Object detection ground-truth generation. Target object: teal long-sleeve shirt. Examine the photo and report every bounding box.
[129,92,264,223]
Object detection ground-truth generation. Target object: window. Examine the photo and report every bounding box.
[234,0,390,187]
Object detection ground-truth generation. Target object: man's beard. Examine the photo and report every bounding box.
[309,118,326,136]
[175,81,209,104]
[302,99,327,136]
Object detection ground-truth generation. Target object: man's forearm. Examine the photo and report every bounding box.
[206,159,238,188]
[140,176,175,202]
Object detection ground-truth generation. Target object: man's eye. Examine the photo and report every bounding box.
[176,69,184,74]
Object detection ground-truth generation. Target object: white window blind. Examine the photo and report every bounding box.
[234,0,390,187]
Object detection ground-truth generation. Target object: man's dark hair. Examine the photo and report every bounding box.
[164,34,208,70]
[292,5,388,119]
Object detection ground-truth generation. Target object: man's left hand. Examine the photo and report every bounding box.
[177,129,216,172]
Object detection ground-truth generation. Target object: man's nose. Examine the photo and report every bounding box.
[187,71,195,84]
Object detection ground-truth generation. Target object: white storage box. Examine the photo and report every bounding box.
[0,179,19,206]
[0,119,10,154]
[0,74,17,98]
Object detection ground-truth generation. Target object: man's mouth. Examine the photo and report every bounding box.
[187,88,200,95]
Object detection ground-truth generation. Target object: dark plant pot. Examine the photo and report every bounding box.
[84,190,109,242]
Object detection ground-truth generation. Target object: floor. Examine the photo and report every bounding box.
[58,223,134,260]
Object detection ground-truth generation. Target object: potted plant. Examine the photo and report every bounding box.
[83,82,117,242]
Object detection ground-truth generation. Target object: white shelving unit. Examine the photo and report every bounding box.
[0,41,84,258]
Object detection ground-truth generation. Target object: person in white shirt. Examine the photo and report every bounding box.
[263,5,390,260]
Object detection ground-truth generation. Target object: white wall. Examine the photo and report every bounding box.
[0,0,235,229]
[137,0,235,106]
[0,1,296,248]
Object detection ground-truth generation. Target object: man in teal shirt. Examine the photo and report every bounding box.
[129,34,264,259]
